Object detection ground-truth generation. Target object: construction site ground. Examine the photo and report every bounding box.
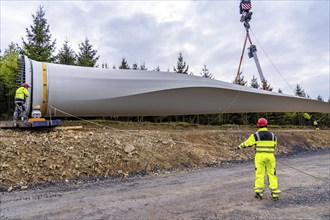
[0,121,329,219]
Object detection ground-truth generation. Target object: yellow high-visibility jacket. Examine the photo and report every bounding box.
[240,127,277,153]
[15,86,30,100]
[303,112,311,120]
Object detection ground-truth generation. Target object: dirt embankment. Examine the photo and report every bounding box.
[0,121,329,191]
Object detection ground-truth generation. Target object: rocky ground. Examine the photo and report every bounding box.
[0,120,329,191]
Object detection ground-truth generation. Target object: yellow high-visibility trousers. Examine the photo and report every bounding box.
[254,153,281,197]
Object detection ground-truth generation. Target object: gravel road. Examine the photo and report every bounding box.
[1,150,329,220]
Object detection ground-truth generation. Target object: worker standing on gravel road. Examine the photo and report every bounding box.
[237,118,281,200]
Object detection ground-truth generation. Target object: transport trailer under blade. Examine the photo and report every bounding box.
[0,119,61,129]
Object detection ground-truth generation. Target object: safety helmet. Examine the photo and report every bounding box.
[22,83,30,88]
[257,118,268,127]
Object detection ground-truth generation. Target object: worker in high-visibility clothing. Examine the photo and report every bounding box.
[237,118,281,200]
[313,120,319,130]
[13,83,30,123]
[303,112,319,130]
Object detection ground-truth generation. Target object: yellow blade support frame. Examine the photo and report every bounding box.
[41,62,48,116]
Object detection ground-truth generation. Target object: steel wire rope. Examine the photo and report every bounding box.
[277,160,329,183]
[48,105,144,137]
[249,28,294,91]
[206,90,242,126]
[48,105,223,144]
[48,106,329,182]
[48,105,229,149]
[207,56,245,125]
[250,29,329,123]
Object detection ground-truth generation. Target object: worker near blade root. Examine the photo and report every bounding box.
[239,0,253,29]
[13,83,30,124]
[303,112,319,130]
[237,118,281,200]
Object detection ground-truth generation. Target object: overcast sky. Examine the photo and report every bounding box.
[1,0,329,100]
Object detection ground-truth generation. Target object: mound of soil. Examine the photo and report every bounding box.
[0,121,329,190]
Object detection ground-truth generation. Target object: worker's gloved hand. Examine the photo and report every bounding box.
[237,143,244,149]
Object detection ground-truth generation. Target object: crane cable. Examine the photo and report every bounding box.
[249,28,294,91]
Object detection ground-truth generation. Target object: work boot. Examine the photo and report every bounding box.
[23,116,28,123]
[272,196,279,201]
[271,192,280,200]
[255,193,263,200]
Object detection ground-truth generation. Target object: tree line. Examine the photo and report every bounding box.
[0,6,328,127]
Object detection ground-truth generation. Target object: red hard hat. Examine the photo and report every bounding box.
[22,83,30,88]
[257,118,268,127]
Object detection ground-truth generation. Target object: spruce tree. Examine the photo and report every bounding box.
[77,38,99,67]
[140,61,147,70]
[316,95,323,101]
[294,84,306,97]
[56,39,76,65]
[250,75,259,89]
[101,61,109,69]
[233,72,247,86]
[132,63,139,70]
[261,80,273,91]
[173,51,189,74]
[118,58,130,69]
[22,6,56,62]
[200,65,214,79]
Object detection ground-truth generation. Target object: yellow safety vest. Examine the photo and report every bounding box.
[15,87,30,100]
[243,127,277,153]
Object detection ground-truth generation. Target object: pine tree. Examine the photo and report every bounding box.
[140,61,147,70]
[233,72,247,86]
[316,95,323,101]
[22,6,56,62]
[56,39,76,65]
[294,84,306,97]
[118,57,130,69]
[173,51,189,74]
[132,63,139,70]
[101,61,109,69]
[77,38,99,67]
[261,80,273,91]
[250,75,259,89]
[200,65,214,79]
